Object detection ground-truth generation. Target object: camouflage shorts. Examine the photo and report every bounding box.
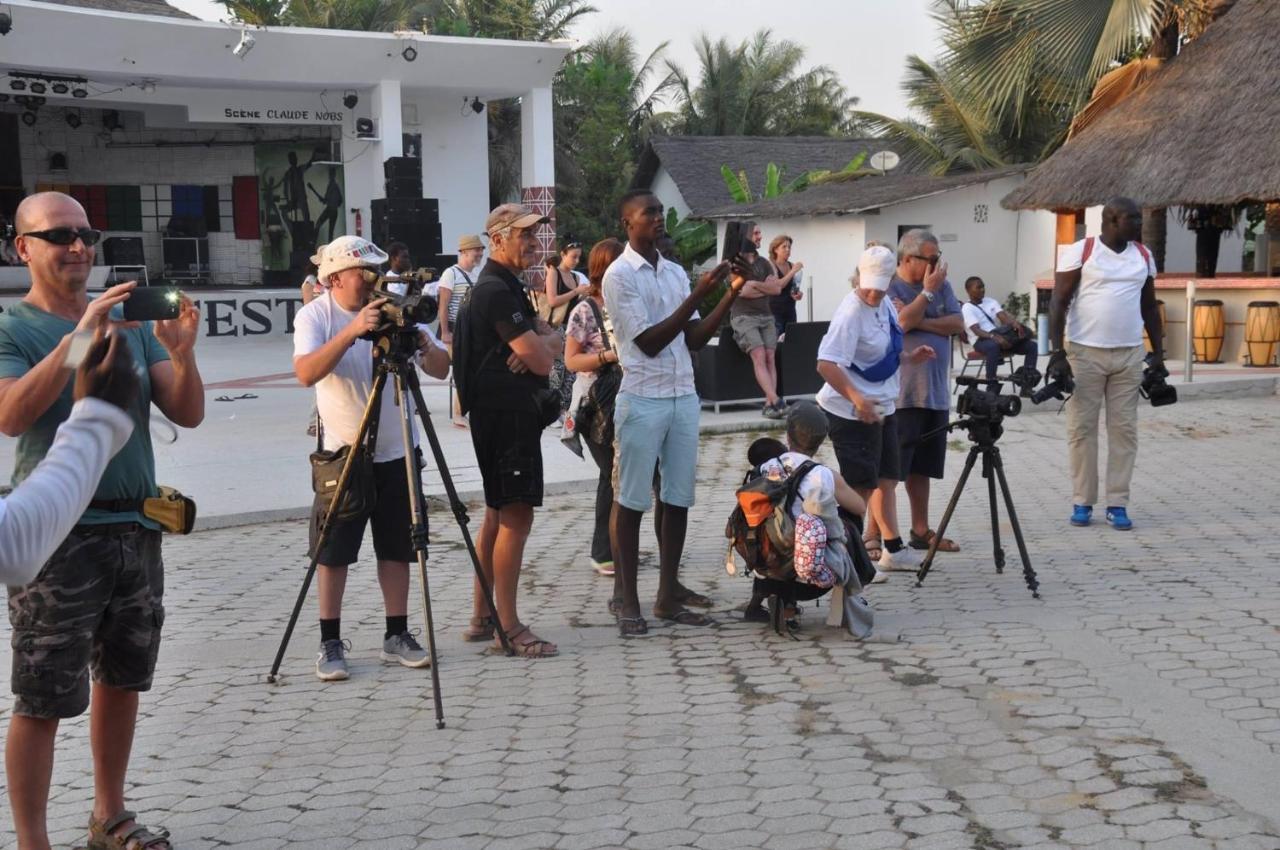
[8,524,165,719]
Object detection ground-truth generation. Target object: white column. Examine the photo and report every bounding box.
[343,79,404,240]
[520,86,555,189]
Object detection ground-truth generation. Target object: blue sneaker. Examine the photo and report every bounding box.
[1070,505,1092,526]
[1105,507,1133,531]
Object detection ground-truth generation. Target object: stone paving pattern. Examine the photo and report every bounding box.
[2,397,1279,849]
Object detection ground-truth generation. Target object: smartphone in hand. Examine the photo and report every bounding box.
[121,287,182,322]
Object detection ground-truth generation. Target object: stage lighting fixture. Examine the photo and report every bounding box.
[232,29,255,59]
[469,96,484,114]
[65,112,81,129]
[52,82,69,95]
[0,11,11,36]
[401,45,417,62]
[9,79,25,91]
[343,91,358,109]
[72,87,87,98]
[29,81,46,94]
[21,111,36,126]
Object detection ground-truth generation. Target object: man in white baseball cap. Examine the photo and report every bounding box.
[292,235,451,681]
[815,245,935,585]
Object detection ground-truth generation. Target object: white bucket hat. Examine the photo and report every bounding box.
[857,245,896,292]
[311,235,389,281]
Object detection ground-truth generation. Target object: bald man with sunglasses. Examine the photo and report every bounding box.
[0,191,206,850]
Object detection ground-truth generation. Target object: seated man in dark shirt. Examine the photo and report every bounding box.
[460,203,564,657]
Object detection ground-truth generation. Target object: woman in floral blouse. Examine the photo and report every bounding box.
[564,238,624,577]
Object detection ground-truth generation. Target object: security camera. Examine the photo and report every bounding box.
[342,91,358,109]
[232,30,255,59]
[0,12,12,36]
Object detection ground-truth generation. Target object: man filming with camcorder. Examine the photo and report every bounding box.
[1049,197,1169,532]
[293,235,450,682]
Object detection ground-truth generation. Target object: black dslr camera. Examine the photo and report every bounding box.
[365,269,438,334]
[1140,355,1177,406]
[955,375,1022,421]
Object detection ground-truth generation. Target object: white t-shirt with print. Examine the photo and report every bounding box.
[1056,239,1155,348]
[293,292,443,462]
[815,291,901,420]
[961,297,1004,334]
[759,451,835,521]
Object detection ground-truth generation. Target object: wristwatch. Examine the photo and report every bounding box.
[921,289,936,302]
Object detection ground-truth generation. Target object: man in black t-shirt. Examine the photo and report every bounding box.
[462,203,564,658]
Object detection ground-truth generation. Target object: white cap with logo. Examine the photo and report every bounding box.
[311,235,389,281]
[857,245,896,292]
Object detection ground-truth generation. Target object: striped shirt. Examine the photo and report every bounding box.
[602,243,699,399]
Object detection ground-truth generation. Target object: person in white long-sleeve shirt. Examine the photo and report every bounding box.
[0,331,137,584]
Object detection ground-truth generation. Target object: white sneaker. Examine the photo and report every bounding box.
[878,545,923,572]
[869,570,890,584]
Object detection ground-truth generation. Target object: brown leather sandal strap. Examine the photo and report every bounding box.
[100,811,138,835]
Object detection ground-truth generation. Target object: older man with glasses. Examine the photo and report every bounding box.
[863,229,965,572]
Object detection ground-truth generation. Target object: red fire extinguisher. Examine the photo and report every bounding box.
[351,207,363,237]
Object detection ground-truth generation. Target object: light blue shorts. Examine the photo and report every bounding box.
[612,392,700,511]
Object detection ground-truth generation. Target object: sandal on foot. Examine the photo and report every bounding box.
[500,625,558,658]
[862,536,883,561]
[675,587,713,608]
[655,608,714,627]
[618,616,648,637]
[88,811,171,850]
[909,528,960,552]
[461,615,495,642]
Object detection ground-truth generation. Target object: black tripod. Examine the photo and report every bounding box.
[267,329,512,727]
[914,417,1040,598]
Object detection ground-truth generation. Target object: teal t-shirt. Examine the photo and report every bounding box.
[0,301,170,528]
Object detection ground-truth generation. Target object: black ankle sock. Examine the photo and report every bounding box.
[320,618,341,643]
[385,615,408,640]
[885,537,905,553]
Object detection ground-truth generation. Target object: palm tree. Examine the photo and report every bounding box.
[660,30,860,137]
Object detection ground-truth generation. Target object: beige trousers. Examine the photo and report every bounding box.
[1065,342,1145,507]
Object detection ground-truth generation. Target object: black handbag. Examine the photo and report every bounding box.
[582,298,621,445]
[310,419,377,523]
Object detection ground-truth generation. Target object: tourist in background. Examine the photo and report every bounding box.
[439,234,485,428]
[730,226,787,419]
[961,275,1037,384]
[564,237,625,578]
[543,239,590,412]
[768,234,804,339]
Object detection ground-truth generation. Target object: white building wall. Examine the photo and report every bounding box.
[404,90,491,253]
[650,166,691,222]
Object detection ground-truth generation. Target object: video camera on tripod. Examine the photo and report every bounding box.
[364,268,439,336]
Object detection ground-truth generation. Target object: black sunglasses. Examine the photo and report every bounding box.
[21,227,102,247]
[911,252,942,268]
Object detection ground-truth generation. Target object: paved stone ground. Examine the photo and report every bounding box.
[3,397,1280,849]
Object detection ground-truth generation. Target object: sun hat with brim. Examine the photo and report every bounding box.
[485,203,548,236]
[457,234,484,252]
[312,236,389,280]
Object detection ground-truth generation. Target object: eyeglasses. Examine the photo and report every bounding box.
[911,252,942,268]
[20,227,102,247]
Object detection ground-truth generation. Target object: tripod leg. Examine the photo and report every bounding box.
[983,451,1006,574]
[990,448,1041,598]
[917,446,980,587]
[393,371,446,728]
[268,368,388,683]
[404,370,513,655]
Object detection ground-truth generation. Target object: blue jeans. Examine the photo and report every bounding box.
[974,336,1037,379]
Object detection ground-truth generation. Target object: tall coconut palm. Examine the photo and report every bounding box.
[660,30,860,137]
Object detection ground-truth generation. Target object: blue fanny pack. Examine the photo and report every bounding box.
[850,314,903,383]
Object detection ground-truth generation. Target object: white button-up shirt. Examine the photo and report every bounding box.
[603,243,699,398]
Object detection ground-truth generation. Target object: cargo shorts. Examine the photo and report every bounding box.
[8,524,165,719]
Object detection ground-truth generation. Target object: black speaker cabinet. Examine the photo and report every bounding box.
[384,176,423,200]
[371,197,439,223]
[103,236,145,266]
[384,156,422,179]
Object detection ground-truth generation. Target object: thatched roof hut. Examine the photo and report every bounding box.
[1002,0,1280,211]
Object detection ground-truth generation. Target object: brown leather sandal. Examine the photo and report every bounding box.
[461,615,495,642]
[88,811,172,850]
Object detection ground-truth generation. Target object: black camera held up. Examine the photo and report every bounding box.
[1140,354,1177,406]
[364,269,438,337]
[1030,350,1075,405]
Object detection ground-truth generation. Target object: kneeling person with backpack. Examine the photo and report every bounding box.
[727,402,875,637]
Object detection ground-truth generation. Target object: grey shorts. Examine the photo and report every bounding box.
[730,312,778,352]
[8,524,165,719]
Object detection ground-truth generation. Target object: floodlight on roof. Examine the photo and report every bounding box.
[232,29,255,59]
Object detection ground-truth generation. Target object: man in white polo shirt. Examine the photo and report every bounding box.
[602,189,745,637]
[1049,197,1164,531]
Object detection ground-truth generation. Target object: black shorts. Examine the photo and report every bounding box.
[8,524,164,719]
[309,457,417,566]
[825,410,901,490]
[897,407,949,480]
[470,407,544,509]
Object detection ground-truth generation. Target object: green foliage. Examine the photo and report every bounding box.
[665,208,716,270]
[1004,292,1031,325]
[659,29,863,137]
[720,153,873,204]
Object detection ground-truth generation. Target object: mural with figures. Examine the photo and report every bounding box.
[255,142,345,273]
